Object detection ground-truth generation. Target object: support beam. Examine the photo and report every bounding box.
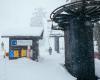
[94,22,100,53]
[64,18,95,80]
[54,37,59,53]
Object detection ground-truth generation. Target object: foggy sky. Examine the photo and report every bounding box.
[0,0,66,31]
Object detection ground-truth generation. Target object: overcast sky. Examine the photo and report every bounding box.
[0,0,69,51]
[0,0,66,31]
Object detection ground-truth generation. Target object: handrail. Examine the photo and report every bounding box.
[50,1,82,20]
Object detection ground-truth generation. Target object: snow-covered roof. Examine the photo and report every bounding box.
[50,30,64,36]
[0,27,43,37]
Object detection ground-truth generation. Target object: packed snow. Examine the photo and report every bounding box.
[0,51,76,80]
[0,49,100,80]
[95,58,100,78]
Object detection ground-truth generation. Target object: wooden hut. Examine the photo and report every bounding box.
[1,27,43,61]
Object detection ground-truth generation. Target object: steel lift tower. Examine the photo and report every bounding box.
[50,34,64,53]
[50,0,100,80]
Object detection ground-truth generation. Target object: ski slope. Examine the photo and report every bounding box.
[0,41,100,80]
[0,52,76,80]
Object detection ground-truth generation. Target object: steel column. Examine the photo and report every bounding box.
[64,18,95,80]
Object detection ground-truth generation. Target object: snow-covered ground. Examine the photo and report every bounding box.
[95,58,100,78]
[0,51,76,80]
[0,52,100,80]
[0,44,100,80]
[0,40,100,80]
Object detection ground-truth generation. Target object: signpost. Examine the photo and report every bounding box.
[11,40,32,46]
[17,40,32,46]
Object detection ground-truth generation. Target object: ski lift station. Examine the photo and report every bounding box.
[1,27,43,61]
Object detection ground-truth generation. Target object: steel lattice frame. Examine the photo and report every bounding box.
[50,1,100,30]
